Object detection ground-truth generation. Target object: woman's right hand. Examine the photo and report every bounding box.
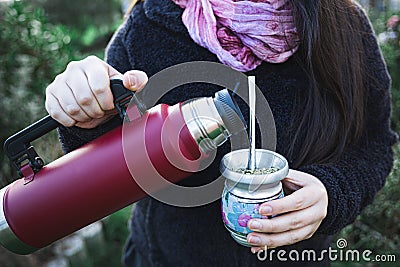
[45,55,148,129]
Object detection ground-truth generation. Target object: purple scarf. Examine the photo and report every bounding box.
[172,0,300,72]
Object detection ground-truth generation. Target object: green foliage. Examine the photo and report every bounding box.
[382,41,400,131]
[31,0,121,31]
[63,207,133,267]
[30,0,122,55]
[0,0,124,185]
[368,10,400,132]
[103,205,132,245]
[0,1,128,266]
[0,1,73,96]
[0,1,74,184]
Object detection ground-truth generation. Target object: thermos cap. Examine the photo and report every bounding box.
[213,89,246,137]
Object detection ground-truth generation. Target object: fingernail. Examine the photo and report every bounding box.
[259,205,272,215]
[248,236,261,245]
[249,220,262,230]
[128,73,138,88]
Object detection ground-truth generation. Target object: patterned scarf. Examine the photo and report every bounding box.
[172,0,300,72]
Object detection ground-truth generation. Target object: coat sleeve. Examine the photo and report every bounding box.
[300,8,398,235]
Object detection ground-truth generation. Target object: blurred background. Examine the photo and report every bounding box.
[0,0,399,266]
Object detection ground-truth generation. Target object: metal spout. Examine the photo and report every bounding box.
[181,89,246,154]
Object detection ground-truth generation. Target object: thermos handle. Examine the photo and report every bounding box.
[3,79,141,179]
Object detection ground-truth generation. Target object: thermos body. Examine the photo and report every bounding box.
[0,89,245,254]
[1,103,198,253]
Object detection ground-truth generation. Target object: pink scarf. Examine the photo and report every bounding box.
[172,0,300,72]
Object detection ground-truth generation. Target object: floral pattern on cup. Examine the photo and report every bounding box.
[221,189,284,236]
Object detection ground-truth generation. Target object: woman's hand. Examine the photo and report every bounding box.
[247,169,328,253]
[45,55,148,129]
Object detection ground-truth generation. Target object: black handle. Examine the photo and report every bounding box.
[3,79,138,176]
[4,115,60,162]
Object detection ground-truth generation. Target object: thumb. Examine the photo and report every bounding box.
[123,70,148,92]
[281,169,306,193]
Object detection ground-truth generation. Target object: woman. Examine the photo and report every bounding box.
[45,0,398,266]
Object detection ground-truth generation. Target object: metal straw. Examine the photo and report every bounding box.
[247,76,256,170]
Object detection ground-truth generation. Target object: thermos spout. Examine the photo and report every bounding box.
[182,89,246,153]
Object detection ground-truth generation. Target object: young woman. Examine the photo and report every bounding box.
[45,0,398,265]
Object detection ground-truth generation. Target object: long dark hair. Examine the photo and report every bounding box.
[127,0,368,168]
[287,0,367,167]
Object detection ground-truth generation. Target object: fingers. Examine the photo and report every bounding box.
[244,170,328,251]
[258,171,327,216]
[45,55,148,128]
[122,70,148,91]
[45,93,76,127]
[74,56,115,112]
[247,224,317,249]
[75,109,118,129]
[248,206,324,234]
[257,186,315,217]
[251,246,264,254]
[84,63,114,111]
[246,193,326,250]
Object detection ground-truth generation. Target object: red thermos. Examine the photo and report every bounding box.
[0,80,245,254]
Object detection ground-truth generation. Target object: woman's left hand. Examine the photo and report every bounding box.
[247,169,328,253]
